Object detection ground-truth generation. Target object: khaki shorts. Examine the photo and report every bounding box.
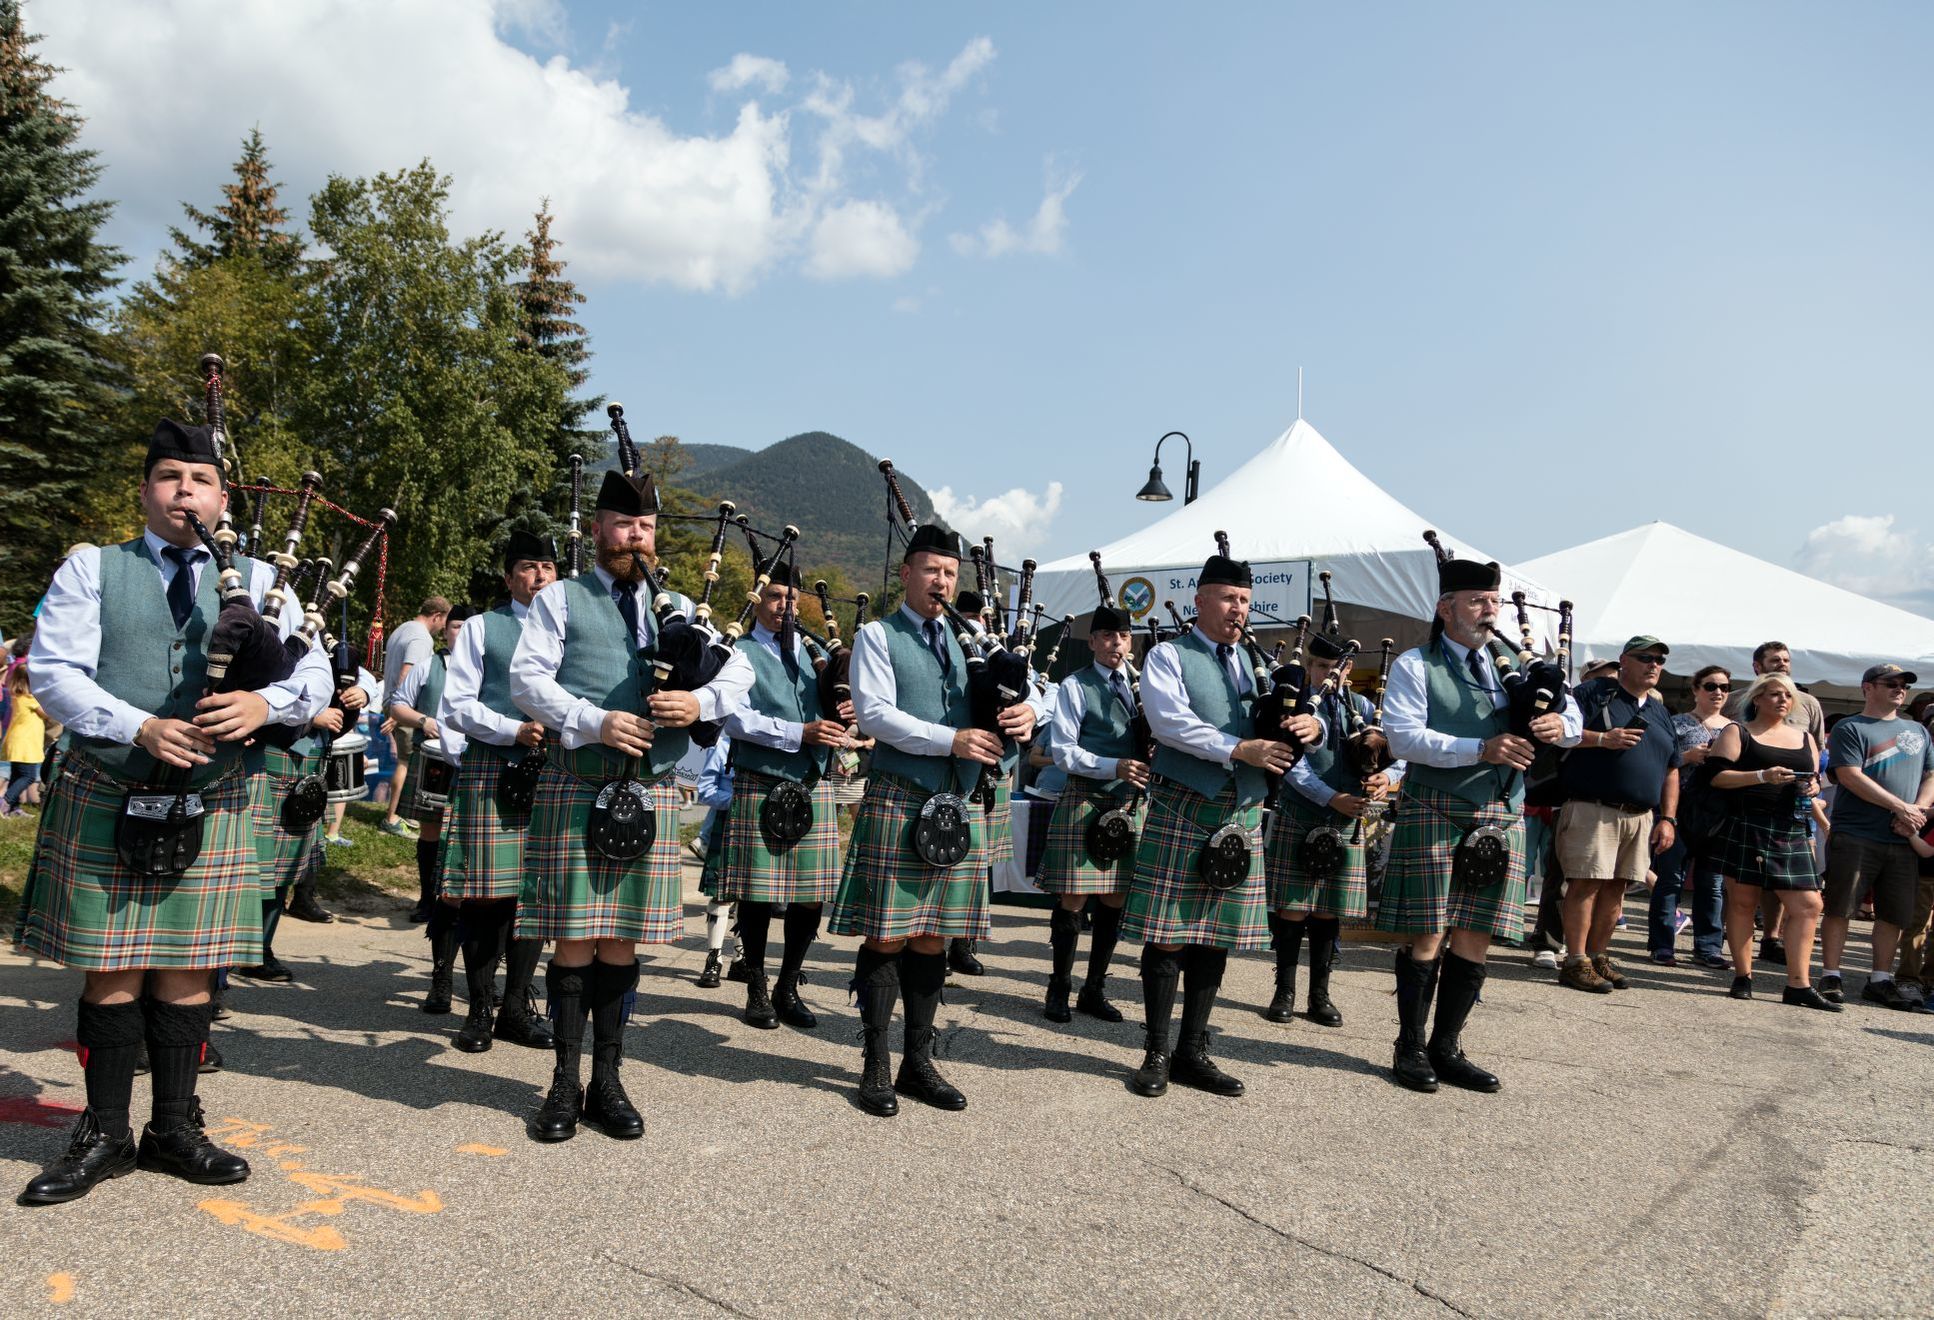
[1555,800,1653,884]
[393,724,420,766]
[1824,833,1917,928]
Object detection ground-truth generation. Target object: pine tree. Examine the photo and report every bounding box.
[0,0,124,630]
[168,126,301,274]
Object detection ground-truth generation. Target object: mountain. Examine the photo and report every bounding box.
[680,443,754,480]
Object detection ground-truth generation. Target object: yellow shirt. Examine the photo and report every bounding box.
[4,692,44,763]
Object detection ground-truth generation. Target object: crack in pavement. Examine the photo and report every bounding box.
[1145,1160,1472,1316]
[597,1251,758,1316]
[1839,1136,1931,1155]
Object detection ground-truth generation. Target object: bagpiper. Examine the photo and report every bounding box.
[388,605,472,1013]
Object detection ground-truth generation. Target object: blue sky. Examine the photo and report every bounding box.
[39,1,1934,612]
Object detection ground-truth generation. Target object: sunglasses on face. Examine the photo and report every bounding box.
[1699,682,1730,693]
[1876,679,1910,690]
[1630,654,1666,666]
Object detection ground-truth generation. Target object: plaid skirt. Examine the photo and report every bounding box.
[702,770,841,904]
[1121,779,1268,950]
[515,760,684,944]
[438,747,534,901]
[16,755,262,971]
[1264,792,1371,919]
[1374,784,1527,943]
[249,744,324,894]
[829,772,989,941]
[981,777,1015,866]
[1711,812,1819,891]
[1036,778,1140,897]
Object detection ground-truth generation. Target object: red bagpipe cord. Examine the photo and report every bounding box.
[234,484,389,670]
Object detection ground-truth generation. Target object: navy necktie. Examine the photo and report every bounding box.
[614,583,640,649]
[924,618,953,677]
[1467,647,1491,696]
[780,633,800,682]
[163,546,199,630]
[1216,642,1239,693]
[1110,670,1132,714]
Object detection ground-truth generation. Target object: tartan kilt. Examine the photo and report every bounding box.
[249,744,324,894]
[829,772,989,941]
[1121,779,1268,950]
[515,761,684,944]
[1710,812,1819,891]
[1264,792,1370,920]
[981,777,1015,866]
[1374,784,1528,943]
[438,747,533,901]
[705,769,841,904]
[1037,777,1139,897]
[15,755,262,971]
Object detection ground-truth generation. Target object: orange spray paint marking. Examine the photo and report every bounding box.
[45,1273,76,1304]
[285,1170,443,1215]
[455,1142,508,1157]
[204,1117,275,1149]
[198,1199,348,1252]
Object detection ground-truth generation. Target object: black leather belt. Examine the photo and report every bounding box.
[1572,797,1651,814]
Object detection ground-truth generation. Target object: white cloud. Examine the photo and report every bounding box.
[1798,514,1934,609]
[31,3,994,294]
[708,53,789,95]
[806,200,918,280]
[950,160,1081,258]
[929,481,1066,557]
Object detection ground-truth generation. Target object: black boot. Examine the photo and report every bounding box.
[773,905,820,1029]
[237,894,294,982]
[1265,914,1304,1023]
[1045,906,1078,1023]
[583,960,644,1139]
[948,936,984,976]
[421,903,458,1014]
[137,1000,248,1186]
[1077,902,1125,1022]
[853,947,900,1117]
[738,901,778,1029]
[1392,952,1441,1093]
[895,950,965,1110]
[1304,916,1344,1027]
[1131,944,1181,1097]
[494,934,555,1048]
[1172,946,1243,1096]
[19,999,143,1205]
[529,962,587,1142]
[409,839,438,922]
[698,900,728,987]
[455,902,509,1053]
[1428,951,1501,1093]
[286,861,335,922]
[697,949,724,989]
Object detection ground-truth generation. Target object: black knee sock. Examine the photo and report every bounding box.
[502,935,544,1015]
[587,960,639,1086]
[415,839,438,906]
[737,901,773,971]
[259,895,285,961]
[460,900,512,1004]
[1049,906,1080,981]
[1179,945,1229,1048]
[1394,952,1439,1049]
[545,961,590,1085]
[426,901,459,973]
[1139,944,1182,1053]
[852,946,900,1039]
[898,950,947,1060]
[76,999,145,1140]
[1270,913,1306,987]
[1085,902,1123,987]
[779,905,820,979]
[143,999,214,1129]
[1430,951,1486,1053]
[1305,916,1339,989]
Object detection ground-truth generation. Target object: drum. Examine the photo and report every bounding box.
[324,731,370,804]
[411,737,457,816]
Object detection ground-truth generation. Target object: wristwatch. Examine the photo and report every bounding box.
[1658,815,1677,825]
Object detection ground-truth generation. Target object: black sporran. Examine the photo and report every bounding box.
[760,780,814,845]
[117,789,207,878]
[912,791,973,868]
[281,774,328,832]
[497,749,546,816]
[1085,804,1138,865]
[1300,824,1346,880]
[1453,822,1513,889]
[587,777,656,862]
[1198,822,1253,891]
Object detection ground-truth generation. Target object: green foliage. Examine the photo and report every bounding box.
[167,126,302,275]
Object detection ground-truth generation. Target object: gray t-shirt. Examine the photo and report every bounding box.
[382,619,433,710]
[1827,714,1934,844]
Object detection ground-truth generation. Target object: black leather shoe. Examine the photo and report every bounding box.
[286,890,336,923]
[1729,975,1754,1000]
[1043,976,1072,1023]
[236,955,293,983]
[408,903,432,924]
[1076,982,1124,1023]
[209,988,230,1022]
[528,1073,582,1142]
[422,965,453,1015]
[1429,1044,1501,1093]
[948,938,984,977]
[1305,989,1343,1028]
[895,1054,967,1111]
[136,1103,250,1186]
[1759,936,1786,966]
[493,996,555,1049]
[455,998,494,1053]
[744,969,778,1030]
[199,1042,224,1074]
[725,957,750,984]
[1171,1047,1244,1097]
[18,1111,137,1205]
[773,973,816,1029]
[581,1074,644,1140]
[858,1037,899,1117]
[1782,984,1844,1012]
[1392,1043,1439,1093]
[1263,983,1295,1023]
[696,950,723,989]
[1129,1050,1170,1098]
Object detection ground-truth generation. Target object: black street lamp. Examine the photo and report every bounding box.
[1135,430,1199,504]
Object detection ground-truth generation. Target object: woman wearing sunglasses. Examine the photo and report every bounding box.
[1649,666,1734,967]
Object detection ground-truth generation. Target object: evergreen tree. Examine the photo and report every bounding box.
[0,0,124,630]
[168,126,301,274]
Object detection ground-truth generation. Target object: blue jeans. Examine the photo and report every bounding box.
[3,762,38,810]
[1648,837,1724,957]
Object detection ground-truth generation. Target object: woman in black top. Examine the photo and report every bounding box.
[1706,674,1837,1010]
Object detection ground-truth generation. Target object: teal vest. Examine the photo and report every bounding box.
[78,538,264,786]
[1068,665,1138,775]
[729,632,827,783]
[1149,632,1266,808]
[1292,688,1377,798]
[474,605,525,724]
[868,610,977,794]
[1405,638,1521,810]
[412,653,447,722]
[553,574,687,779]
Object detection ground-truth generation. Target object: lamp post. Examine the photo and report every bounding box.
[1134,431,1199,505]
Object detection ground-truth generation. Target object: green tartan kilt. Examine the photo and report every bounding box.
[515,761,684,944]
[829,772,989,941]
[249,744,324,894]
[1264,792,1370,920]
[16,755,262,971]
[703,769,841,904]
[1037,777,1140,897]
[980,777,1015,866]
[1121,779,1268,951]
[1374,784,1528,943]
[439,747,534,901]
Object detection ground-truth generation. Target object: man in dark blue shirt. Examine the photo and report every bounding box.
[1553,636,1682,993]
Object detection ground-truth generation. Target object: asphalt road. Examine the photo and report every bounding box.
[3,872,1930,1318]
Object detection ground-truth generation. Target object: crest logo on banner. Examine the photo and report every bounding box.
[1120,577,1156,620]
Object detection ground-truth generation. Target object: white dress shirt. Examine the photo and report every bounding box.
[720,622,812,754]
[851,604,1050,756]
[508,567,753,750]
[1286,689,1409,808]
[439,600,528,749]
[30,529,330,744]
[1384,634,1582,769]
[1141,626,1323,767]
[1050,661,1139,781]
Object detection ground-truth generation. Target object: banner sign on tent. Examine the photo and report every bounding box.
[1119,559,1313,627]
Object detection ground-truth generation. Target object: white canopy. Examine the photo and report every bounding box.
[1518,522,1934,691]
[1029,418,1554,647]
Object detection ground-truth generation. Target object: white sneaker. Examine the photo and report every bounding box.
[1533,949,1559,970]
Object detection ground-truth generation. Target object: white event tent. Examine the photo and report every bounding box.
[1028,418,1556,651]
[1518,522,1934,696]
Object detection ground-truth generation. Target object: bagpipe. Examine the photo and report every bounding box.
[566,452,586,578]
[1342,638,1397,844]
[811,578,868,725]
[1083,551,1154,866]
